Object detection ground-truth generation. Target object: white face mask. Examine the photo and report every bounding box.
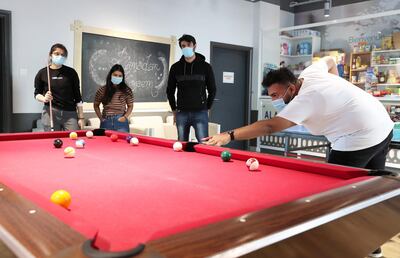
[271,87,290,112]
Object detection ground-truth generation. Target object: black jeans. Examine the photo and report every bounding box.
[328,131,392,170]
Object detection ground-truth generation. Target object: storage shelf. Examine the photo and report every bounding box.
[280,35,315,40]
[372,49,400,54]
[351,68,367,72]
[280,54,312,58]
[375,96,400,104]
[371,64,400,67]
[377,83,400,87]
[351,52,371,55]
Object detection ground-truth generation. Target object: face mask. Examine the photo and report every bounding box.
[272,98,287,112]
[111,76,123,85]
[182,47,194,58]
[52,55,66,66]
[271,87,291,112]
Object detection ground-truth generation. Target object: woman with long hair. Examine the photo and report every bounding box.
[94,64,134,132]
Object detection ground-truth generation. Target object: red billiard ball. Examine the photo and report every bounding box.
[110,134,118,142]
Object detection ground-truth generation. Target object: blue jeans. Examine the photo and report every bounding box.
[176,110,208,142]
[100,114,129,133]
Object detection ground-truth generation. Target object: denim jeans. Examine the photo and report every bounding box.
[100,114,129,133]
[176,110,208,142]
[41,106,79,131]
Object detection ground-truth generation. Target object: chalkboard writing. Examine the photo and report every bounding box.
[81,33,170,102]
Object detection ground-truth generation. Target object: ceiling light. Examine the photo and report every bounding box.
[324,0,331,17]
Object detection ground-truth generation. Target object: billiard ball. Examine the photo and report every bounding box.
[110,134,118,142]
[86,131,94,138]
[221,150,232,162]
[64,146,76,158]
[75,139,85,149]
[173,141,183,151]
[126,135,133,143]
[246,158,259,171]
[50,190,71,209]
[53,139,63,148]
[130,137,139,146]
[69,132,78,140]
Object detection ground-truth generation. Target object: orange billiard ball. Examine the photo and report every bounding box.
[50,190,72,209]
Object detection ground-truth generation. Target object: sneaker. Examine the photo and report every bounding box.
[368,247,383,258]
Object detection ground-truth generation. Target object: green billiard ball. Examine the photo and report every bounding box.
[221,150,232,162]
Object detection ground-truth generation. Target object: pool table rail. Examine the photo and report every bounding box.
[1,176,399,258]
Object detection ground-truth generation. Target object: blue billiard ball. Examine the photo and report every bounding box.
[126,135,133,143]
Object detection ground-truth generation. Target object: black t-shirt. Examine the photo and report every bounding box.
[34,65,82,111]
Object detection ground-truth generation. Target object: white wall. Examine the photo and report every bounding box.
[251,1,281,110]
[280,10,294,28]
[2,0,282,114]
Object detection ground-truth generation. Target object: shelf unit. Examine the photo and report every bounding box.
[280,35,321,75]
[372,64,400,67]
[370,49,400,122]
[349,52,371,89]
[375,96,400,106]
[370,49,400,95]
[377,83,400,87]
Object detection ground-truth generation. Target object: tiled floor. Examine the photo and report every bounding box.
[380,233,400,258]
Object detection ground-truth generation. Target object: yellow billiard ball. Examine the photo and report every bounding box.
[64,146,76,158]
[69,132,78,140]
[50,190,72,209]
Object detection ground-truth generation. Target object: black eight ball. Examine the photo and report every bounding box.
[53,139,63,148]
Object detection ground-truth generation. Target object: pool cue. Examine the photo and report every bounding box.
[46,57,54,131]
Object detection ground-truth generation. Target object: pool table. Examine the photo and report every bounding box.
[0,130,399,258]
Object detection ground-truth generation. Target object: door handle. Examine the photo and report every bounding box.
[214,98,220,101]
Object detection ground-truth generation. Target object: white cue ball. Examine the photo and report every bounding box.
[130,137,139,146]
[173,141,183,152]
[86,131,94,138]
[246,158,259,171]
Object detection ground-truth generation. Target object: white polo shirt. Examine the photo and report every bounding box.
[277,60,393,151]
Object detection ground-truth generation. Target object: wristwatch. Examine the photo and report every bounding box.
[227,130,235,141]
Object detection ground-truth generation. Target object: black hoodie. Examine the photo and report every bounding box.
[167,53,216,111]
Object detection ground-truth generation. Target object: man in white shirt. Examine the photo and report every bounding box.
[203,56,393,258]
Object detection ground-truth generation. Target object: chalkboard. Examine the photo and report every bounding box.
[81,32,170,102]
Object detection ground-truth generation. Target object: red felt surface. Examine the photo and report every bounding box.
[0,132,372,251]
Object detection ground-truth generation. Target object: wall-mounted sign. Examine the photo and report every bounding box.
[223,72,234,84]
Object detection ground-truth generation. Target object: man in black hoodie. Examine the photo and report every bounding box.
[167,34,216,142]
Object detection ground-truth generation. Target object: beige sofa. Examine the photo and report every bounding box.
[85,116,221,141]
[84,117,150,135]
[162,116,221,141]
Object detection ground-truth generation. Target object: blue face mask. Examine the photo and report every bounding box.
[271,87,291,112]
[111,76,123,85]
[182,47,194,58]
[272,98,287,112]
[52,55,66,66]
